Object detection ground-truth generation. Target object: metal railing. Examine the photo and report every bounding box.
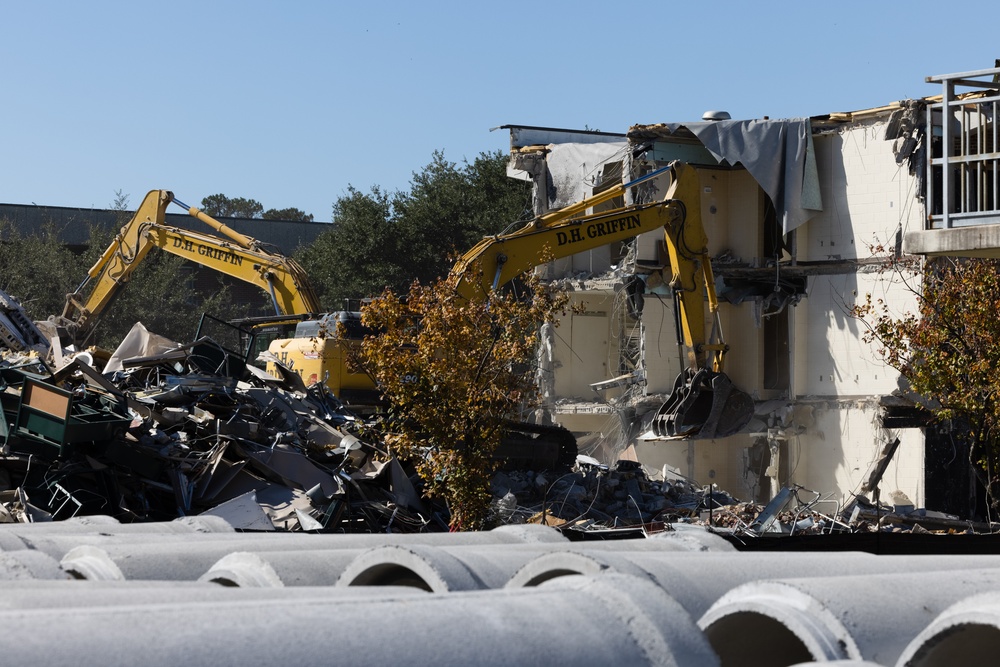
[927,65,1000,229]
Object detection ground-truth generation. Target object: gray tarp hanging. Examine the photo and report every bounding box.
[662,118,822,233]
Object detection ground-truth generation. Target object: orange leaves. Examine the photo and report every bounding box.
[358,271,565,530]
[852,257,1000,471]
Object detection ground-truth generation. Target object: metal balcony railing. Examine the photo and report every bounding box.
[927,65,1000,229]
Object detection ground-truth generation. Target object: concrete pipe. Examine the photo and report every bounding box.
[198,549,363,587]
[0,579,424,610]
[0,515,234,535]
[698,568,1000,667]
[14,522,567,559]
[0,573,718,667]
[0,549,69,580]
[508,552,1000,619]
[334,530,738,593]
[895,591,1000,667]
[336,543,495,591]
[648,524,736,551]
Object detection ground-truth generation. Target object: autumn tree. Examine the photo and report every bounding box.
[852,254,1000,513]
[358,272,565,530]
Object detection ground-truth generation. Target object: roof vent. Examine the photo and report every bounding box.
[702,110,732,121]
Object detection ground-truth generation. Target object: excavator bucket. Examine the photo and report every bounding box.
[651,368,754,439]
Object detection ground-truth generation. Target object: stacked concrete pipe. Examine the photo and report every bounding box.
[0,573,719,667]
[6,521,565,558]
[334,528,734,592]
[697,567,1000,666]
[0,514,234,535]
[0,579,425,609]
[507,551,1000,619]
[9,526,568,585]
[895,591,1000,666]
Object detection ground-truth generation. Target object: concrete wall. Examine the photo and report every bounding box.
[787,118,925,505]
[551,290,618,400]
[793,271,917,398]
[792,402,924,506]
[800,117,923,263]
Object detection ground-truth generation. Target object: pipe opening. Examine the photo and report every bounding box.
[908,623,1000,667]
[207,576,241,587]
[703,612,813,667]
[522,568,582,587]
[346,564,433,591]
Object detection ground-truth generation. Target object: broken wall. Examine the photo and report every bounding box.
[787,117,925,506]
[551,290,619,401]
[507,111,928,509]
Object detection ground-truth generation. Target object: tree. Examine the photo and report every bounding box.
[851,254,1000,514]
[296,185,405,307]
[200,195,314,222]
[0,218,89,321]
[296,150,531,308]
[358,271,565,530]
[200,194,264,219]
[394,150,533,287]
[263,207,314,222]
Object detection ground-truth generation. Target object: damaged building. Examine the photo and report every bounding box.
[503,65,1000,514]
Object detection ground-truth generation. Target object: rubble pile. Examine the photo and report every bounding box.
[0,298,990,536]
[0,324,446,531]
[490,458,735,529]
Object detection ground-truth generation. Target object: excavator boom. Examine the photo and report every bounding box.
[60,189,321,345]
[450,161,753,440]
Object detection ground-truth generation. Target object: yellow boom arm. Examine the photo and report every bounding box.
[62,189,322,342]
[451,161,725,373]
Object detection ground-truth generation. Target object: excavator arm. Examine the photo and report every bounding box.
[451,161,753,439]
[451,166,677,301]
[60,189,322,345]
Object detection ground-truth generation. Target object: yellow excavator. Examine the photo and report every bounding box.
[51,166,751,440]
[56,189,322,346]
[448,160,754,439]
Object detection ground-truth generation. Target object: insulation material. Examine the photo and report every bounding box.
[544,141,628,210]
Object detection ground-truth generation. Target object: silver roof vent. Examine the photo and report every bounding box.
[702,110,732,121]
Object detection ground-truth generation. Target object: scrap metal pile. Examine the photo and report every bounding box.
[0,316,447,531]
[0,308,744,533]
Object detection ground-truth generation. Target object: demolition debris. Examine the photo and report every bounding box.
[0,285,986,536]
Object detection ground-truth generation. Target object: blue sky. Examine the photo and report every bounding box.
[3,2,998,222]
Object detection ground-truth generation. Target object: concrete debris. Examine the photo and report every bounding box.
[0,314,990,539]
